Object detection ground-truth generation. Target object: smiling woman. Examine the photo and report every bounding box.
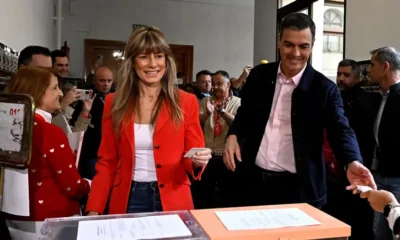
[4,67,90,239]
[85,27,212,216]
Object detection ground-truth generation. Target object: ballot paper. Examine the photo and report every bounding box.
[184,148,208,158]
[356,185,373,193]
[1,167,30,216]
[77,214,192,240]
[215,208,321,231]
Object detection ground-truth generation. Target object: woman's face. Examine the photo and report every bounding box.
[40,75,63,113]
[134,52,166,85]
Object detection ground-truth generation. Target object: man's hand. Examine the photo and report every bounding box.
[223,135,241,171]
[82,90,97,114]
[360,190,398,213]
[346,161,377,193]
[206,98,214,115]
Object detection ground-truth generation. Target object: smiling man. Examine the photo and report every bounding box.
[223,13,376,208]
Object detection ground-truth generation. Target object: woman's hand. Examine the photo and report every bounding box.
[191,148,212,167]
[87,211,99,216]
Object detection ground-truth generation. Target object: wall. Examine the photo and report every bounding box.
[0,0,54,51]
[345,0,400,61]
[62,0,254,80]
[253,0,277,65]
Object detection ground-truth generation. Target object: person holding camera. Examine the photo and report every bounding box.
[70,66,113,180]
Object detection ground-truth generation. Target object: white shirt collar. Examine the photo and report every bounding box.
[35,109,52,123]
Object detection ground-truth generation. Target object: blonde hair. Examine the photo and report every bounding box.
[110,26,183,136]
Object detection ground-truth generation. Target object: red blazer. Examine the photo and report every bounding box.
[86,90,206,214]
[7,114,90,221]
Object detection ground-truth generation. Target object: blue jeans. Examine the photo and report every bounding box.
[373,173,400,240]
[126,181,163,214]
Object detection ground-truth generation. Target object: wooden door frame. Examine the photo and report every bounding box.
[84,39,194,83]
[84,39,126,77]
[169,44,194,83]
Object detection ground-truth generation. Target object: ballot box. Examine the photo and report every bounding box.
[39,210,208,240]
[190,203,351,240]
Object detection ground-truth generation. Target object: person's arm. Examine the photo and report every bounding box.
[227,66,254,141]
[70,114,91,132]
[184,94,207,180]
[360,190,400,237]
[85,94,118,214]
[231,65,251,89]
[220,111,235,126]
[324,84,362,166]
[199,98,210,125]
[44,125,90,199]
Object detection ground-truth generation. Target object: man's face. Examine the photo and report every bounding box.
[336,66,358,91]
[278,28,313,76]
[28,54,52,68]
[53,56,69,77]
[197,74,212,93]
[212,74,230,99]
[94,68,113,94]
[369,54,386,85]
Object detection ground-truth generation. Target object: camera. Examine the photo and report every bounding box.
[76,89,90,101]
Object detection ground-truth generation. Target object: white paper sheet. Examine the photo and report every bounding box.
[67,131,84,167]
[184,148,208,158]
[1,167,30,216]
[76,214,192,240]
[215,208,321,231]
[0,103,25,152]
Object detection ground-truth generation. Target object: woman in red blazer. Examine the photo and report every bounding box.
[86,27,211,215]
[5,67,90,239]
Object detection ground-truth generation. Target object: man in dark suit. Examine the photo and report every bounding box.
[223,13,376,208]
[364,46,400,240]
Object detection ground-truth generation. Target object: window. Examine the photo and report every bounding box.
[323,34,343,53]
[324,9,343,27]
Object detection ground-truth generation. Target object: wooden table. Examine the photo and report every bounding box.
[190,203,350,240]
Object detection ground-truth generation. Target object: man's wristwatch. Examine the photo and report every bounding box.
[385,204,400,218]
[218,108,226,115]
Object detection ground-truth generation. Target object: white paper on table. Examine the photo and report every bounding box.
[215,208,321,231]
[76,214,192,240]
[1,167,30,216]
[67,131,84,167]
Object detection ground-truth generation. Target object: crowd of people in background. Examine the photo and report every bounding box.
[2,12,400,240]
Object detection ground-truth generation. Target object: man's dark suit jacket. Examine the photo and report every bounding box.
[228,61,362,207]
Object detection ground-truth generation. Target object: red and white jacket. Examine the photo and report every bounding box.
[7,110,90,221]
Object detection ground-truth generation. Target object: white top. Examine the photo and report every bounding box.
[133,123,157,182]
[35,109,52,123]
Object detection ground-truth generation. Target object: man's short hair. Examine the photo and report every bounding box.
[338,59,361,76]
[370,47,400,72]
[195,70,212,81]
[18,46,51,69]
[279,13,316,43]
[51,50,68,64]
[214,70,230,82]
